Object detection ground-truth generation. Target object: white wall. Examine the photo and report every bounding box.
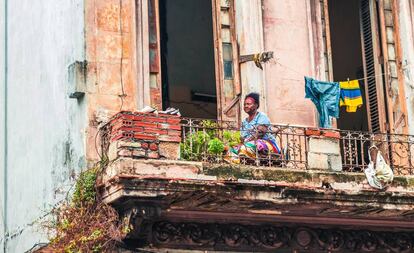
[398,0,414,135]
[0,0,6,252]
[1,0,86,252]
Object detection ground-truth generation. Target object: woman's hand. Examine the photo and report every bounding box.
[257,125,268,138]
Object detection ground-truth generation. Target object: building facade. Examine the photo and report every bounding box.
[2,0,414,252]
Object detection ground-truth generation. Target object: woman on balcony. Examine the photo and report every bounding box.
[225,92,280,164]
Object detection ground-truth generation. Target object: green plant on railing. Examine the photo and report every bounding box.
[201,120,218,137]
[180,120,242,161]
[180,130,211,160]
[223,130,241,147]
[180,120,221,160]
[207,138,225,155]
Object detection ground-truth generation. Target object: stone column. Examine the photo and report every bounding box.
[306,129,342,171]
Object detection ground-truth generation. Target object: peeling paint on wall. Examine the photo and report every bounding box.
[262,0,318,126]
[2,0,87,252]
[398,0,414,135]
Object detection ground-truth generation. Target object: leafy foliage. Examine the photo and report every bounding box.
[201,120,218,137]
[72,169,97,206]
[180,130,211,160]
[207,138,225,155]
[180,120,241,160]
[223,130,241,147]
[48,202,125,253]
[42,167,128,253]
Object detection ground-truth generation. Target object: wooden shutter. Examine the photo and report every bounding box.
[212,0,241,122]
[322,0,334,82]
[135,0,152,109]
[360,0,388,133]
[148,0,162,109]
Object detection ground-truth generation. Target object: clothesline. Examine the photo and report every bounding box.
[273,60,388,82]
[354,73,388,81]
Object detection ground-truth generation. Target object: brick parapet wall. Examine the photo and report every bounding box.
[104,112,181,161]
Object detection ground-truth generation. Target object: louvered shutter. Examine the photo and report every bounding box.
[360,0,388,133]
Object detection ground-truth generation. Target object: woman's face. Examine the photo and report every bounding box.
[244,98,258,114]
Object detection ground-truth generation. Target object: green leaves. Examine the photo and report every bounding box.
[180,120,240,161]
[223,130,241,147]
[72,169,98,206]
[208,138,225,155]
[180,130,211,160]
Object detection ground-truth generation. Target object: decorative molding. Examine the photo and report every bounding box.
[148,221,414,252]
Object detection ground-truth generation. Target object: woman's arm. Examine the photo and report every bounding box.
[256,125,268,138]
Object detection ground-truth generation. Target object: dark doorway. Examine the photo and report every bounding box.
[328,0,369,132]
[159,0,217,119]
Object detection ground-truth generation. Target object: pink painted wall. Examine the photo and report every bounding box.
[262,0,318,127]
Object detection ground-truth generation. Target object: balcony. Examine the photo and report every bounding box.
[98,112,414,252]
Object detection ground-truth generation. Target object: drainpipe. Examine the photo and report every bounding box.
[3,0,8,251]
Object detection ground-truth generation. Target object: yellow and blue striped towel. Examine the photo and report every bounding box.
[339,80,363,112]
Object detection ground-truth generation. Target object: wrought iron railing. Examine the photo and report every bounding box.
[180,118,308,170]
[99,112,414,175]
[339,130,414,175]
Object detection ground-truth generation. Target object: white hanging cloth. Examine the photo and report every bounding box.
[364,146,394,190]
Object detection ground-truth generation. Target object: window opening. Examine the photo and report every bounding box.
[328,0,369,132]
[328,0,389,170]
[328,0,388,134]
[159,0,217,119]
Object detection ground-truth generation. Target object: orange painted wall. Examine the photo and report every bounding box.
[85,0,138,161]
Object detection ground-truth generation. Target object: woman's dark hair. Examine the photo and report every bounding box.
[245,92,260,108]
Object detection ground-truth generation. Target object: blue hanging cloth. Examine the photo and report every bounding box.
[304,77,340,128]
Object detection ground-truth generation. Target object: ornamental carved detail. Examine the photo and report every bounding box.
[150,221,414,252]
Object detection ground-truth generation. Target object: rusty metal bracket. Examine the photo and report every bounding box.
[394,113,406,130]
[239,51,274,69]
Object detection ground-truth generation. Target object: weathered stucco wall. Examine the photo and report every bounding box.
[398,0,414,135]
[235,0,267,115]
[0,0,6,251]
[1,0,86,252]
[85,0,138,161]
[262,0,318,126]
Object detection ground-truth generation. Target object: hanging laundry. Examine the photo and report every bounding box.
[339,80,363,112]
[364,146,393,190]
[304,77,340,128]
